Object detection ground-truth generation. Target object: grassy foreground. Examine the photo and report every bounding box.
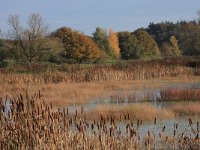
[0,92,199,150]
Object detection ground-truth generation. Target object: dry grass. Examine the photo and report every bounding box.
[0,92,199,150]
[85,104,174,121]
[159,88,200,102]
[172,103,200,115]
[0,76,200,107]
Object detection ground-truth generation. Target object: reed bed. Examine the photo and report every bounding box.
[172,103,200,115]
[0,92,199,150]
[1,77,197,106]
[159,88,200,102]
[0,60,198,86]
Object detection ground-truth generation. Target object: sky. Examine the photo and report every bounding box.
[0,0,199,35]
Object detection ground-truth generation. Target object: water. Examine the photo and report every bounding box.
[66,81,200,111]
[65,81,200,137]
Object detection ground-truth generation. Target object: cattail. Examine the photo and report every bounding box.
[66,107,68,115]
[50,102,52,109]
[162,126,165,132]
[109,127,112,137]
[195,133,199,140]
[197,121,199,132]
[91,123,94,130]
[81,106,83,114]
[173,130,176,136]
[159,132,161,138]
[140,120,143,125]
[131,121,133,127]
[188,118,192,126]
[137,119,140,126]
[176,123,178,129]
[166,136,168,142]
[154,117,157,125]
[99,134,101,143]
[148,130,150,137]
[38,90,42,99]
[127,113,130,120]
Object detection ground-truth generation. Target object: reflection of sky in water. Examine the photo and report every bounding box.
[67,82,200,113]
[5,98,11,114]
[66,82,200,138]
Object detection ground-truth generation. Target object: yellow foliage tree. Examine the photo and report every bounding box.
[51,27,102,63]
[107,29,120,58]
[161,36,182,57]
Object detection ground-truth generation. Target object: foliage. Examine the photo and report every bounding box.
[107,29,120,59]
[51,27,102,63]
[0,40,7,63]
[146,21,200,56]
[92,27,114,58]
[7,14,55,66]
[118,32,142,59]
[161,36,182,57]
[134,30,161,59]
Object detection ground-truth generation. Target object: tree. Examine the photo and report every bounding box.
[8,13,54,66]
[118,32,142,59]
[0,39,7,65]
[51,27,102,63]
[197,10,200,23]
[92,27,111,54]
[146,21,200,56]
[107,29,120,58]
[161,36,182,57]
[134,30,160,59]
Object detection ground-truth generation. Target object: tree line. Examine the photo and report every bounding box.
[0,13,200,66]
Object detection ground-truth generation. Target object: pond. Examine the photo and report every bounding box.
[66,81,200,138]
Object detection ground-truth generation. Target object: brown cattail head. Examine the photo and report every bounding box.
[162,126,165,132]
[154,117,157,125]
[188,118,193,126]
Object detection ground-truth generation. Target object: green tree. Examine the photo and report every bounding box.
[51,27,102,63]
[92,27,112,56]
[118,32,142,59]
[146,21,200,56]
[134,30,160,59]
[0,39,7,65]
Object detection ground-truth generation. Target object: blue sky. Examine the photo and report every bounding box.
[0,0,199,35]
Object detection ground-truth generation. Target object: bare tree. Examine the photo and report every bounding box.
[197,10,200,22]
[0,29,2,38]
[8,13,51,65]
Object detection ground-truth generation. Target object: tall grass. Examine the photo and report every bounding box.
[0,92,199,149]
[160,89,200,101]
[1,58,199,85]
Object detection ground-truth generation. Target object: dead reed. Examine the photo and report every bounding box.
[0,92,199,150]
[159,88,200,102]
[0,59,198,86]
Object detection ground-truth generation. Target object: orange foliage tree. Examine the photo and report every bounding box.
[108,29,120,58]
[51,27,102,63]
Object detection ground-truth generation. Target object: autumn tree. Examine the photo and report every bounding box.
[170,36,182,56]
[107,29,120,58]
[134,30,160,59]
[8,14,56,65]
[161,36,182,57]
[51,27,102,63]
